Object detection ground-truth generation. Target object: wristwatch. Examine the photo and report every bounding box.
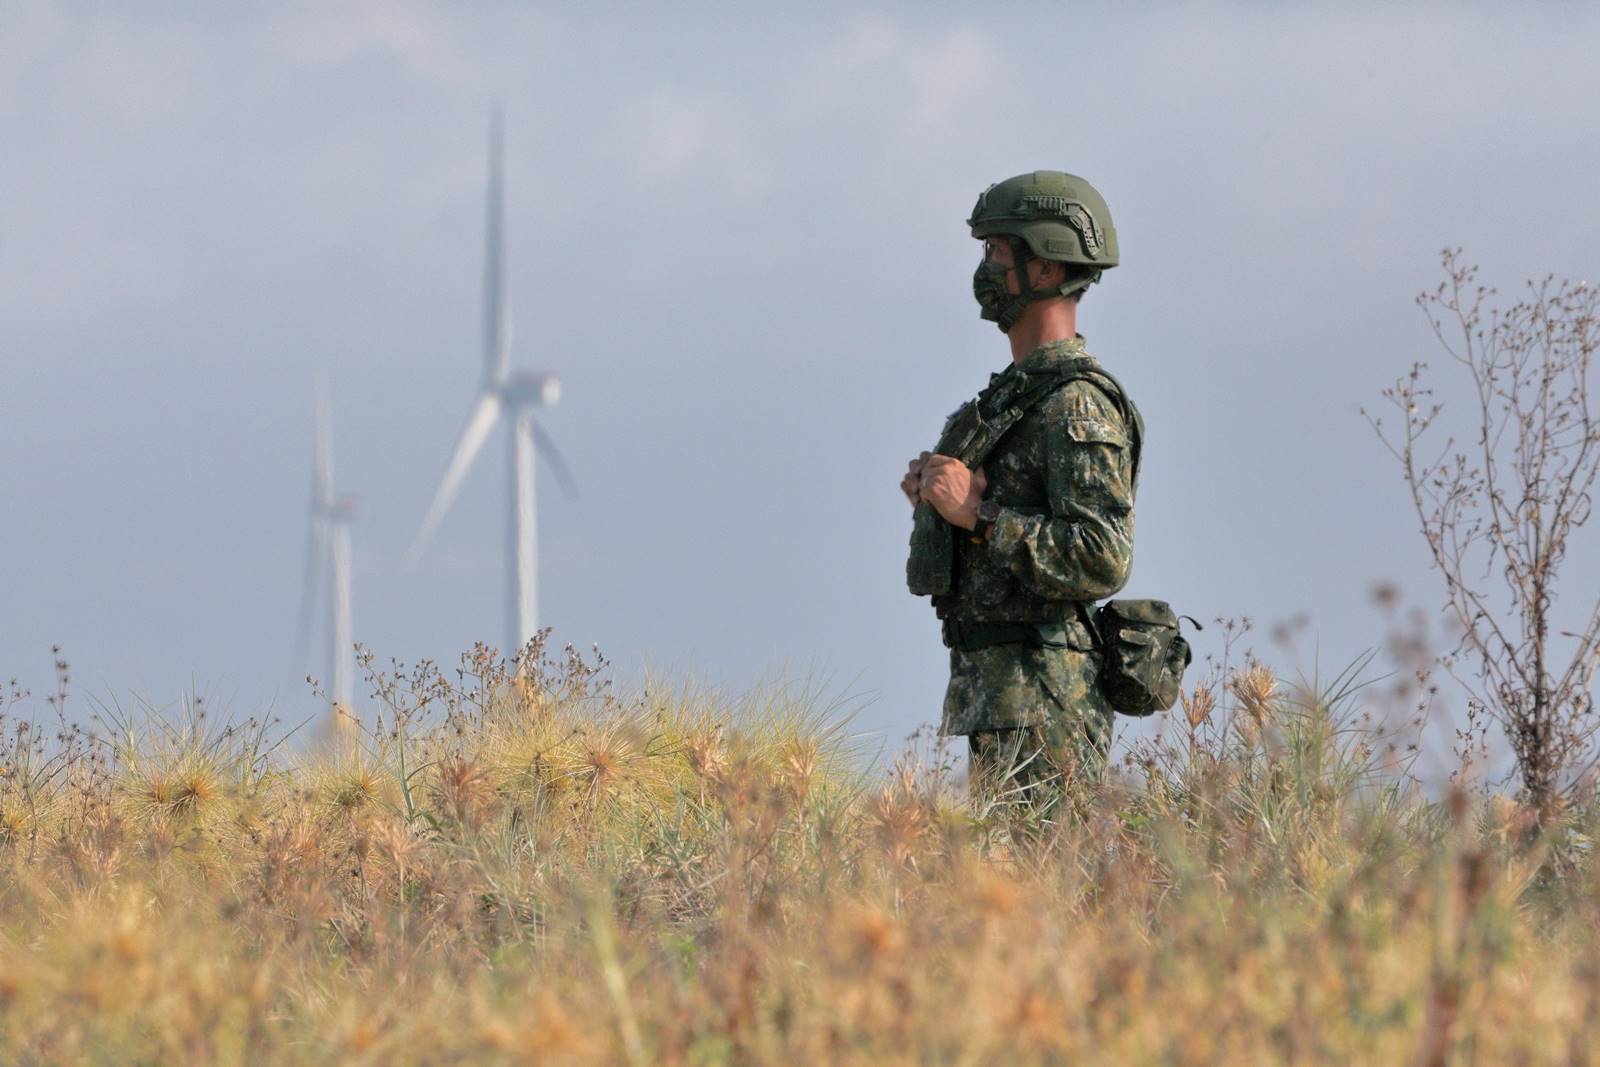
[970,500,1003,543]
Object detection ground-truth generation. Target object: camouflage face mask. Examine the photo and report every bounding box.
[972,237,1038,333]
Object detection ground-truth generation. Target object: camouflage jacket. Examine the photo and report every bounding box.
[930,337,1136,645]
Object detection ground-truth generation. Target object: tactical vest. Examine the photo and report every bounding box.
[905,356,1142,602]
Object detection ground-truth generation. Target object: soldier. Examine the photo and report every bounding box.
[902,171,1140,804]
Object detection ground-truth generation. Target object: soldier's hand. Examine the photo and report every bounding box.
[920,455,987,530]
[902,451,933,506]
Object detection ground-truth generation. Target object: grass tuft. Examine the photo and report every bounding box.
[0,639,1596,1063]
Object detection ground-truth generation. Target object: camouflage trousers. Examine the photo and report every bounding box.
[939,642,1114,801]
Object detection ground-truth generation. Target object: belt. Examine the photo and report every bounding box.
[942,618,1070,652]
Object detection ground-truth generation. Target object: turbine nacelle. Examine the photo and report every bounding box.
[502,371,560,409]
[326,495,360,522]
[312,494,360,522]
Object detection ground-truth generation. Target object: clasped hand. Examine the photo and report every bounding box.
[901,451,986,531]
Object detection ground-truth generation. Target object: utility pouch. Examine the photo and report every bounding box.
[1094,599,1194,716]
[907,503,955,596]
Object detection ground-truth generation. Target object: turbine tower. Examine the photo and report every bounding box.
[407,108,576,659]
[294,371,358,723]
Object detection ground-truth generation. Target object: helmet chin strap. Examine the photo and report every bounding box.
[1007,236,1041,299]
[1000,235,1056,330]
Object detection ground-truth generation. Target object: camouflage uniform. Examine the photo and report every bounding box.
[906,170,1133,799]
[932,336,1135,789]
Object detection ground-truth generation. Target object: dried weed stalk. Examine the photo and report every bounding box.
[1369,249,1600,820]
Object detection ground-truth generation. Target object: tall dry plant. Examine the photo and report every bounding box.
[1369,249,1600,820]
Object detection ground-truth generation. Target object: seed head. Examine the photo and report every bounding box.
[1231,665,1278,737]
[684,727,728,784]
[431,755,494,824]
[1181,684,1216,730]
[778,737,818,802]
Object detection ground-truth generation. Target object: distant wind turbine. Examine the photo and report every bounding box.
[294,371,358,723]
[407,108,576,659]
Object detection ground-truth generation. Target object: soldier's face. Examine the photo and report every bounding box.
[981,238,1020,295]
[981,238,1057,296]
[981,237,1011,264]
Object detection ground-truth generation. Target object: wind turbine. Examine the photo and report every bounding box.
[294,370,358,724]
[407,109,576,659]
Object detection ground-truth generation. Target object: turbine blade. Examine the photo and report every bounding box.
[407,392,503,563]
[483,105,510,385]
[529,419,579,499]
[313,370,335,509]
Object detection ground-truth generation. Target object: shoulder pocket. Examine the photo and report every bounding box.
[1065,416,1127,448]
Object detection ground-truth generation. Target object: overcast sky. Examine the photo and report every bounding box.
[3,2,1597,766]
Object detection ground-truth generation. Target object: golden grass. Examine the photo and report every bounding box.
[0,643,1596,1065]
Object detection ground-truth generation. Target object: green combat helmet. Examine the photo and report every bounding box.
[967,171,1118,330]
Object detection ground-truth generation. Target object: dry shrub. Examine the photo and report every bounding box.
[0,641,1596,1064]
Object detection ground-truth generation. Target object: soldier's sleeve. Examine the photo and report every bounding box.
[984,380,1134,601]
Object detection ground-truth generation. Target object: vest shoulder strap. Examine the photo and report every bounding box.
[969,358,1143,485]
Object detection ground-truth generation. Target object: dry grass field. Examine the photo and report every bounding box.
[1,638,1596,1065]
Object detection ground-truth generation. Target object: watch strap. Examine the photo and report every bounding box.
[971,501,1002,542]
